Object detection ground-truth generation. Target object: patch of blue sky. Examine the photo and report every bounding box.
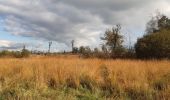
[0,24,33,42]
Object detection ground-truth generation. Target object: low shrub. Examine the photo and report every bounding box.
[0,49,30,58]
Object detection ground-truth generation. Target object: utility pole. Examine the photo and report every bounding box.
[71,40,74,53]
[23,44,26,50]
[48,41,52,53]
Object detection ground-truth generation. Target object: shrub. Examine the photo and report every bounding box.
[21,49,30,58]
[79,46,92,58]
[0,49,30,58]
[0,50,12,57]
[13,51,22,58]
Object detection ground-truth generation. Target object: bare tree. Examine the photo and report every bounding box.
[71,40,74,53]
[48,41,52,53]
[23,44,26,50]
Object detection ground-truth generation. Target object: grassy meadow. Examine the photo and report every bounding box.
[0,55,169,100]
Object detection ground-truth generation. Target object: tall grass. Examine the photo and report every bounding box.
[0,55,169,99]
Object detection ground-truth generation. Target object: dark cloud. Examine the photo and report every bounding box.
[0,0,170,47]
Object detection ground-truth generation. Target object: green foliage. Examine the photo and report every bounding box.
[135,29,170,59]
[101,25,128,58]
[101,25,124,51]
[21,48,30,58]
[79,46,92,58]
[0,49,30,58]
[158,15,170,30]
[136,14,170,59]
[0,50,11,57]
[146,13,170,34]
[72,47,79,54]
[79,46,86,54]
[111,46,127,58]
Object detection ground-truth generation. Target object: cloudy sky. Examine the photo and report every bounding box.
[0,0,170,52]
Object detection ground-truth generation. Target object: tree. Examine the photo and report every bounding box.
[157,15,170,30]
[78,46,92,58]
[135,29,170,59]
[21,45,30,58]
[72,47,79,53]
[94,48,99,54]
[101,44,108,54]
[79,46,85,54]
[100,44,110,58]
[135,14,170,59]
[145,14,160,34]
[101,25,124,57]
[146,13,170,34]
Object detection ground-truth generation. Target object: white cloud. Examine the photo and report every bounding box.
[0,39,43,50]
[0,40,11,47]
[0,0,170,49]
[0,40,23,50]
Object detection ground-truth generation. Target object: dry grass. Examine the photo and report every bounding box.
[0,55,169,100]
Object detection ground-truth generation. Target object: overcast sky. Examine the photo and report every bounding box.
[0,0,170,52]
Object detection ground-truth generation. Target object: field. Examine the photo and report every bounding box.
[0,55,169,100]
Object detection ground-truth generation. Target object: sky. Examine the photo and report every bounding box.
[0,0,170,52]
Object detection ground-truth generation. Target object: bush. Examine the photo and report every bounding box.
[0,49,30,58]
[21,49,30,58]
[0,50,11,57]
[13,51,22,58]
[111,47,127,58]
[135,29,170,59]
[79,46,92,58]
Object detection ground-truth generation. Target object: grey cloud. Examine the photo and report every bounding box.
[0,0,103,45]
[0,0,170,47]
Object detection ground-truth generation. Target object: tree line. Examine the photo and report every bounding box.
[72,13,170,59]
[0,13,170,59]
[0,45,30,58]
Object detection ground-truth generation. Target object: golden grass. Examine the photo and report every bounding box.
[0,55,169,99]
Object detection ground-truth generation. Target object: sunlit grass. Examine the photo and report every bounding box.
[0,55,169,99]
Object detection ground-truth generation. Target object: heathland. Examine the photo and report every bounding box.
[0,55,169,100]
